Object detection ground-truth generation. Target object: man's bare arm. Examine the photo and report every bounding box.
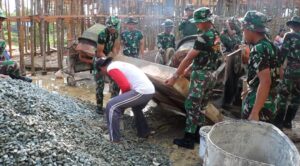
[97,44,106,58]
[248,68,271,121]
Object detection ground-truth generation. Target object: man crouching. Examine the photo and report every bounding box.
[95,57,155,142]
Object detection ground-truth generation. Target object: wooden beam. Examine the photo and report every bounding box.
[30,0,35,75]
[16,0,26,75]
[37,0,47,74]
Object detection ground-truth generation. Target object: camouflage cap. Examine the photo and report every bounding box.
[286,16,300,27]
[125,16,138,24]
[240,11,270,33]
[190,7,213,23]
[185,4,195,11]
[0,9,6,19]
[161,19,174,27]
[105,16,120,30]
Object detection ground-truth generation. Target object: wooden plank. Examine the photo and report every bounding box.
[30,0,35,75]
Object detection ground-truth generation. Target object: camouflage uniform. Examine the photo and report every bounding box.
[274,16,300,128]
[0,60,20,77]
[184,8,221,134]
[0,11,20,78]
[179,15,198,37]
[94,16,120,111]
[0,39,7,61]
[121,30,143,58]
[220,17,242,52]
[157,19,176,50]
[240,11,280,122]
[179,4,198,37]
[156,33,175,50]
[121,17,143,58]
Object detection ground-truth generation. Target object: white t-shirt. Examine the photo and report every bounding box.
[107,61,155,94]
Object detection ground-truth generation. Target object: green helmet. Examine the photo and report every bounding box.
[240,11,270,33]
[105,16,120,30]
[190,7,213,23]
[161,19,174,27]
[286,16,300,27]
[125,16,138,24]
[185,4,195,11]
[0,8,6,19]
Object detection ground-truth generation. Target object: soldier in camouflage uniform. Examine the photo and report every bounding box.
[156,19,176,64]
[220,17,242,52]
[178,4,198,37]
[273,16,300,129]
[94,16,120,114]
[157,19,176,50]
[0,9,31,82]
[221,17,243,109]
[240,11,280,122]
[121,17,144,58]
[165,7,222,149]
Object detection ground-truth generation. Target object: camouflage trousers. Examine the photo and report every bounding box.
[242,90,276,123]
[274,78,300,125]
[0,60,20,77]
[93,58,119,110]
[184,70,215,134]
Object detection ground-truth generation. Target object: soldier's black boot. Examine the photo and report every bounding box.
[283,106,298,129]
[19,76,32,83]
[194,127,200,144]
[9,74,32,83]
[273,109,286,129]
[173,133,195,149]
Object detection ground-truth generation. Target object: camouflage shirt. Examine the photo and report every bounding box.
[247,38,279,93]
[0,39,6,61]
[220,28,242,52]
[281,32,300,79]
[179,16,198,37]
[121,30,143,57]
[156,32,175,50]
[97,28,118,55]
[192,28,222,71]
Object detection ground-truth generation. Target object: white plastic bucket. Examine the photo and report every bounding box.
[199,126,212,160]
[204,120,300,166]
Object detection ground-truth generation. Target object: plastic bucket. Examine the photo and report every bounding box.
[199,126,212,160]
[204,120,300,166]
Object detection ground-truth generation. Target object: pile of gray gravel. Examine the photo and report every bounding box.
[0,78,170,166]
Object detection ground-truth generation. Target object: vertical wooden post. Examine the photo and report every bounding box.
[4,0,13,57]
[30,0,35,75]
[37,0,46,74]
[56,0,64,69]
[16,0,26,75]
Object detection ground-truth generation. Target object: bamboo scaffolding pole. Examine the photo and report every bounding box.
[16,0,26,75]
[30,0,35,75]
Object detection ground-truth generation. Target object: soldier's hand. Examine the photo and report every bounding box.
[248,112,259,121]
[165,76,177,86]
[240,44,250,64]
[0,74,8,78]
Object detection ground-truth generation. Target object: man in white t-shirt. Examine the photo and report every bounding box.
[96,57,155,142]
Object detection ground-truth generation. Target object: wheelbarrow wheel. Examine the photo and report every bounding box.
[67,76,76,86]
[165,48,175,66]
[155,51,164,65]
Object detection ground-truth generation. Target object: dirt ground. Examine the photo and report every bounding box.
[30,71,202,166]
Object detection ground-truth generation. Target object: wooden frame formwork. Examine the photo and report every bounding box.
[0,0,299,74]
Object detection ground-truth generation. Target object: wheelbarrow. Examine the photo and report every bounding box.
[63,23,106,86]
